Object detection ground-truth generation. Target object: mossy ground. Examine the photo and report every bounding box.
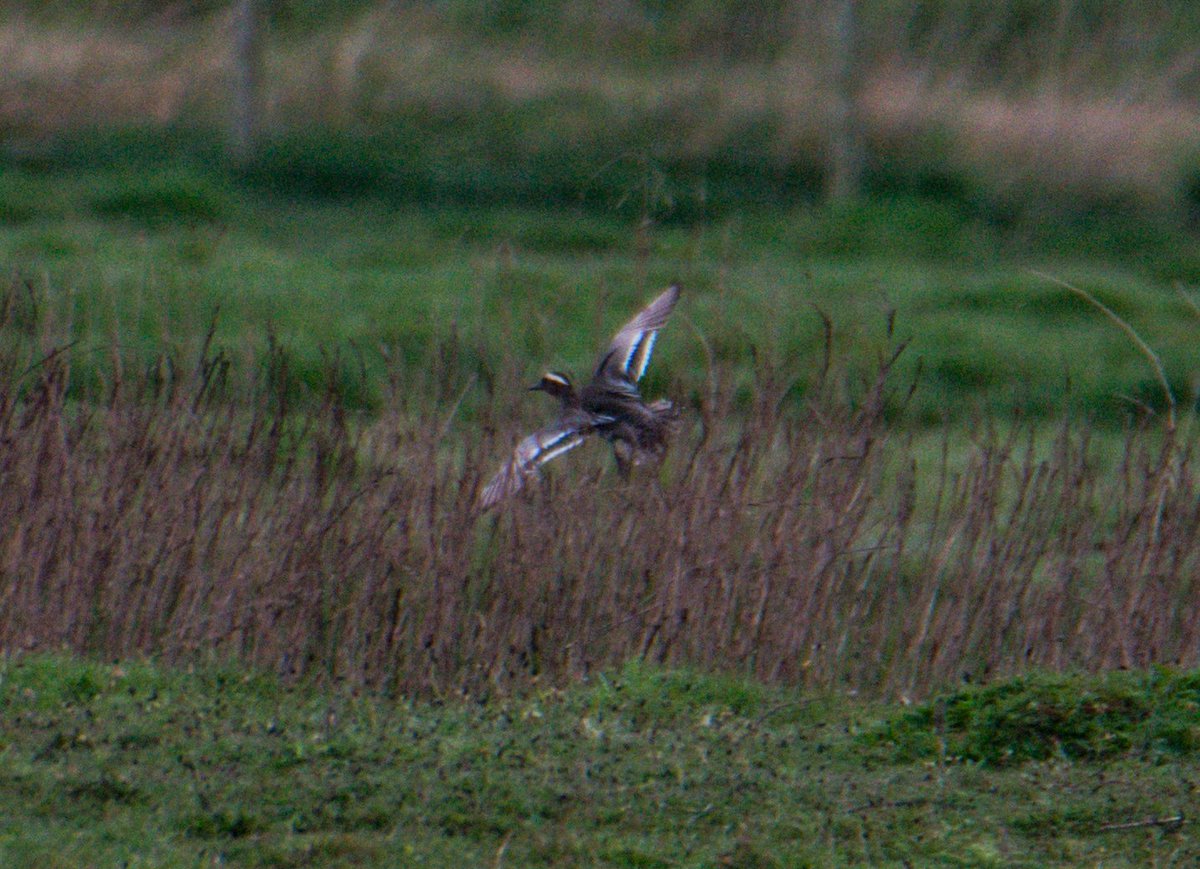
[1,655,1196,867]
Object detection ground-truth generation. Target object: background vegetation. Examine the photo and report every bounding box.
[3,1,1200,422]
[3,2,1200,862]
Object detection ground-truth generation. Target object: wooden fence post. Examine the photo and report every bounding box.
[826,0,864,201]
[230,0,263,167]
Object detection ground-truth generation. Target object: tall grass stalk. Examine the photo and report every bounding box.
[1,284,1198,699]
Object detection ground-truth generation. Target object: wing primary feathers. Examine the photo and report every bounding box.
[600,284,680,383]
[477,424,587,510]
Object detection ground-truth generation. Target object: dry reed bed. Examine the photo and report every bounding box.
[1,314,1199,700]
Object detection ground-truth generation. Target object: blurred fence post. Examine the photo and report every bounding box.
[230,0,263,167]
[826,0,864,202]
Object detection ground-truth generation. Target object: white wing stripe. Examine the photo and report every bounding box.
[621,330,644,376]
[632,332,657,380]
[542,428,579,448]
[535,437,583,465]
[515,428,582,468]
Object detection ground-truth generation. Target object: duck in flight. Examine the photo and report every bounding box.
[478,284,681,510]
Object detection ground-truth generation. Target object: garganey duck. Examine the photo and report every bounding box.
[478,284,681,510]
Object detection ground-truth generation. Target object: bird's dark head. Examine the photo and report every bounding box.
[530,371,575,401]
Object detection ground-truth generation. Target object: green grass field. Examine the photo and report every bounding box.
[4,140,1200,427]
[2,654,1197,867]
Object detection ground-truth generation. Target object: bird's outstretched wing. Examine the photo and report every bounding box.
[596,284,681,384]
[477,422,589,510]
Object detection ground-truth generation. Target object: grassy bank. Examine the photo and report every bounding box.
[3,148,1200,425]
[1,654,1197,867]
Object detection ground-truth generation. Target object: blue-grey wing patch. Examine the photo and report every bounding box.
[477,423,587,510]
[598,284,681,383]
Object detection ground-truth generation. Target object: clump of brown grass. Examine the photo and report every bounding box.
[2,284,1199,700]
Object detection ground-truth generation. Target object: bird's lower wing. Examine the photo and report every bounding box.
[477,424,588,510]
